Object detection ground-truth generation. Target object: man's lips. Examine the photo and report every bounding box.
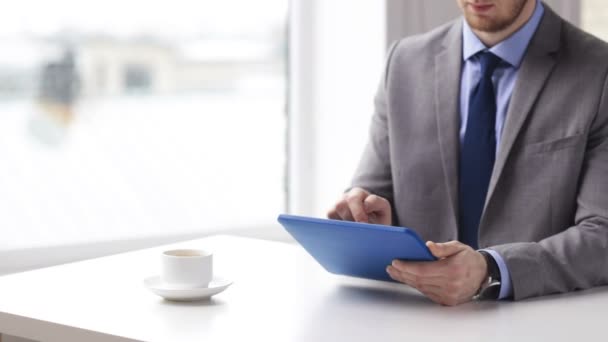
[469,3,494,14]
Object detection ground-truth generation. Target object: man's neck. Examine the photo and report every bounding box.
[473,0,537,47]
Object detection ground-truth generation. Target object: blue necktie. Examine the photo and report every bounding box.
[459,52,501,249]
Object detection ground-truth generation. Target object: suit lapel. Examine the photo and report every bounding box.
[434,21,463,230]
[484,7,562,211]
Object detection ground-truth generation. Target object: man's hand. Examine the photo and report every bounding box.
[327,187,392,225]
[386,241,488,306]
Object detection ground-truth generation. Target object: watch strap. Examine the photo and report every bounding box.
[475,250,501,300]
[479,250,501,281]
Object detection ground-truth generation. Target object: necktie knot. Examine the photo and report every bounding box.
[478,51,502,78]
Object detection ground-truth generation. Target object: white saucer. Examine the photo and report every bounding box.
[144,276,233,302]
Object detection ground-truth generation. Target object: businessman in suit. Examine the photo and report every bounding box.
[328,0,608,305]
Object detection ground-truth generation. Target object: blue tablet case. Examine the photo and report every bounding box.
[277,214,436,282]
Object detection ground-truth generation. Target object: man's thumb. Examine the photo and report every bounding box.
[426,241,467,258]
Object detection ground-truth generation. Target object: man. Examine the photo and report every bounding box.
[328,0,608,306]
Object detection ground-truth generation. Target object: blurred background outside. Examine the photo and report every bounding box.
[0,0,287,249]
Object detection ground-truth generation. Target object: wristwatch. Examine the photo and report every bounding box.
[474,250,501,300]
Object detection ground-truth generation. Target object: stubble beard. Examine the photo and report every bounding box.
[464,0,528,33]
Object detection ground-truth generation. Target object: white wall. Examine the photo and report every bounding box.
[289,0,386,217]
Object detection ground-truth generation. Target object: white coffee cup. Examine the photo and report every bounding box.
[161,249,213,288]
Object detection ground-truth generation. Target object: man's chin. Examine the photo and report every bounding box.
[465,16,511,33]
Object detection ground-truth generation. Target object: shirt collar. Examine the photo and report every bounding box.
[462,0,545,68]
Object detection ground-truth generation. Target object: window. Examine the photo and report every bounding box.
[0,0,287,247]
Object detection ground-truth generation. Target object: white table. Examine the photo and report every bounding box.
[0,235,606,342]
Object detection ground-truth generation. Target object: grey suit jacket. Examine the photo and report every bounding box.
[352,6,608,300]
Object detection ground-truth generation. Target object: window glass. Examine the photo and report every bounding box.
[0,0,287,247]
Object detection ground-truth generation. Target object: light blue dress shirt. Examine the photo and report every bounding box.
[459,0,544,299]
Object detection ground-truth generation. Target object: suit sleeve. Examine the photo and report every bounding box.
[490,73,608,300]
[350,42,400,207]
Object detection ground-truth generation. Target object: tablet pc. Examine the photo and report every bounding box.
[277,214,436,282]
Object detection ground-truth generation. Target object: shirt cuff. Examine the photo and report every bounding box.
[480,248,513,300]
